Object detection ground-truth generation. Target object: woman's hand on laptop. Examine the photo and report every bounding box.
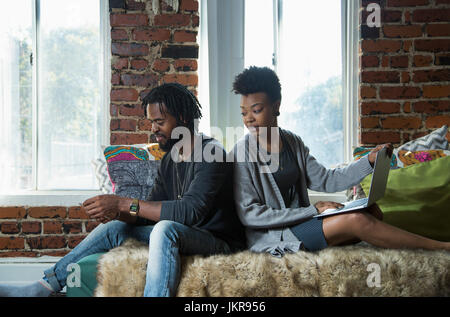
[314,201,345,214]
[368,143,393,167]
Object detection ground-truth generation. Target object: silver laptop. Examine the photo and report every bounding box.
[314,147,391,218]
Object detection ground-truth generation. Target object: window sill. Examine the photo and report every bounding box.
[0,191,102,207]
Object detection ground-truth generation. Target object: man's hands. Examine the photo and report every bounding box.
[314,201,344,214]
[82,194,128,224]
[367,143,393,167]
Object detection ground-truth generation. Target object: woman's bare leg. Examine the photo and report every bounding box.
[322,207,450,251]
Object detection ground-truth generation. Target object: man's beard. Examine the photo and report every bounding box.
[157,134,183,152]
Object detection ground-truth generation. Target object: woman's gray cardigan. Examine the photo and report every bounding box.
[231,128,374,257]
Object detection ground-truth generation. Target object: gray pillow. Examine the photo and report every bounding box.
[91,157,113,194]
[398,125,448,152]
[107,160,161,200]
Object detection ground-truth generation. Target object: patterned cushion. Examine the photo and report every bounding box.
[352,146,398,168]
[397,150,447,167]
[102,143,165,200]
[91,157,113,194]
[398,125,449,152]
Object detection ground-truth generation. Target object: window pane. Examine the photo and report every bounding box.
[38,0,102,190]
[0,0,33,192]
[278,0,343,168]
[244,0,274,68]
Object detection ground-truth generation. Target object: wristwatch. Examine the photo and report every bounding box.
[129,198,140,216]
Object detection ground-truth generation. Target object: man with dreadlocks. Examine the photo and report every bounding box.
[0,83,246,297]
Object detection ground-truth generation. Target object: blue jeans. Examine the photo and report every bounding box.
[44,220,232,297]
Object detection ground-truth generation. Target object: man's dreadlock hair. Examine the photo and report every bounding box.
[232,66,281,103]
[142,83,202,132]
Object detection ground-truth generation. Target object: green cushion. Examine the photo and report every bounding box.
[66,253,106,297]
[360,156,450,242]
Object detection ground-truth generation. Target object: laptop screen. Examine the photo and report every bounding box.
[367,147,392,206]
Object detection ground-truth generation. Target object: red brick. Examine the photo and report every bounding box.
[362,10,403,24]
[423,85,450,98]
[28,207,66,219]
[154,14,191,27]
[21,222,41,234]
[180,0,199,11]
[111,73,121,86]
[360,102,401,115]
[0,222,19,234]
[412,9,450,22]
[361,56,379,68]
[119,104,146,117]
[40,250,70,257]
[361,71,400,83]
[132,29,171,41]
[401,71,410,83]
[1,237,25,250]
[111,28,128,40]
[413,55,433,67]
[426,24,450,37]
[27,236,66,249]
[63,221,83,234]
[387,0,429,6]
[413,69,450,83]
[152,59,171,72]
[110,119,137,132]
[404,102,412,113]
[85,221,101,233]
[425,115,450,128]
[0,207,26,219]
[130,59,149,70]
[111,43,149,56]
[68,235,87,249]
[174,59,198,71]
[360,86,377,99]
[379,86,421,99]
[381,116,422,129]
[381,56,390,67]
[415,39,450,52]
[383,25,422,38]
[0,251,38,257]
[110,104,119,117]
[127,0,146,10]
[110,14,148,27]
[360,117,381,129]
[390,56,409,68]
[43,221,62,234]
[138,119,153,131]
[110,133,149,145]
[361,40,402,53]
[68,207,89,220]
[436,0,450,4]
[111,88,139,102]
[361,132,401,144]
[192,15,199,27]
[435,53,450,66]
[162,74,198,86]
[173,30,197,43]
[121,73,158,87]
[413,101,450,113]
[112,58,128,70]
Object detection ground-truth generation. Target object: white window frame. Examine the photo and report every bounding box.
[0,0,110,207]
[199,0,360,202]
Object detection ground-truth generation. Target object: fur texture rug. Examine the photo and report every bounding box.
[94,239,450,297]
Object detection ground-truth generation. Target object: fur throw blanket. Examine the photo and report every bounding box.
[94,239,450,297]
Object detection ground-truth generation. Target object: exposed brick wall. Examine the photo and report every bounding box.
[0,0,199,257]
[359,0,450,146]
[109,0,199,145]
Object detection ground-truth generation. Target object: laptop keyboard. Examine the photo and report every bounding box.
[340,197,369,210]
